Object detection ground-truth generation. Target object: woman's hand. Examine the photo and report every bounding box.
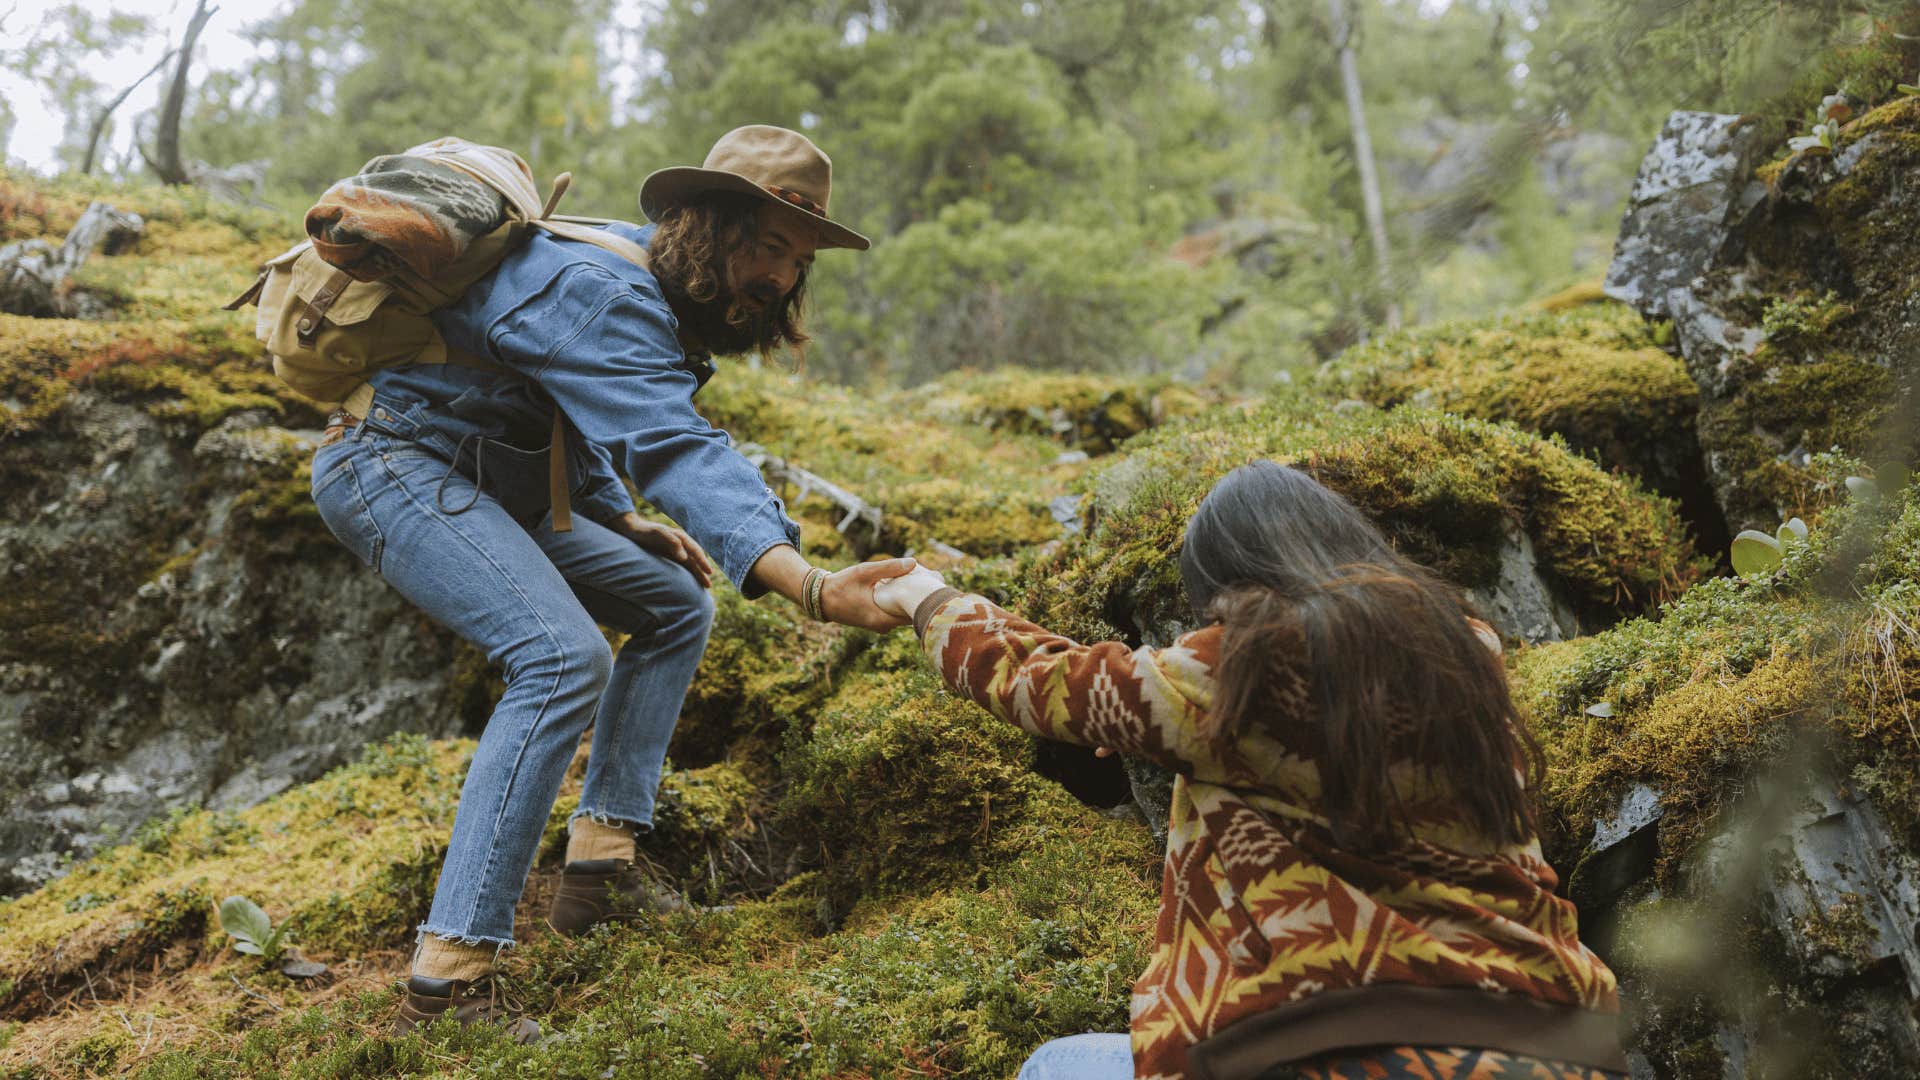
[611,512,713,588]
[872,566,949,620]
[822,558,922,631]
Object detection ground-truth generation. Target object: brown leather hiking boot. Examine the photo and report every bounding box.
[392,974,540,1043]
[546,858,686,934]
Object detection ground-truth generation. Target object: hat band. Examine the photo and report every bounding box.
[765,184,827,218]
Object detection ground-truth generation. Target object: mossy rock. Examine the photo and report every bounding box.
[1018,392,1705,648]
[0,735,464,1020]
[1315,303,1720,545]
[695,367,1085,558]
[901,369,1208,454]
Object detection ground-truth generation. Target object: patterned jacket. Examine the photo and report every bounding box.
[912,591,1625,1080]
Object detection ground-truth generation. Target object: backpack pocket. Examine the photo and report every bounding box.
[236,245,445,407]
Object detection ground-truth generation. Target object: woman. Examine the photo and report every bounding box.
[873,461,1625,1080]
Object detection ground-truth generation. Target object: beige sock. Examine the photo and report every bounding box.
[566,817,636,864]
[412,936,496,983]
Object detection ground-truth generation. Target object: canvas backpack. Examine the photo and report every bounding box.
[227,137,650,531]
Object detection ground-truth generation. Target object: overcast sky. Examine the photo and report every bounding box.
[0,0,657,174]
[1,0,287,172]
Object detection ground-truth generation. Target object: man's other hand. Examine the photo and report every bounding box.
[611,512,714,588]
[824,558,920,631]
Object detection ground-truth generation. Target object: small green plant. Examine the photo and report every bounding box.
[218,895,327,978]
[1730,517,1808,579]
[219,895,293,960]
[1789,93,1852,155]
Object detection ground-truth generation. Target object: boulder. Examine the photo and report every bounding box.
[0,396,482,895]
[1604,112,1769,321]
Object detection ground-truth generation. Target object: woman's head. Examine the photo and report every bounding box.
[1178,460,1395,616]
[1185,461,1539,851]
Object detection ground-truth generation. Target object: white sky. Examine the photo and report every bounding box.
[0,0,657,174]
[0,0,287,172]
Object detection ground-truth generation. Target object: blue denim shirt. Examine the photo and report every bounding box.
[364,221,799,597]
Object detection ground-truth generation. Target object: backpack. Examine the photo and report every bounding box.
[227,137,650,532]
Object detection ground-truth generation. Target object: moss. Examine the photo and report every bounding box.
[901,369,1209,454]
[696,367,1092,559]
[1020,392,1704,647]
[1315,303,1703,505]
[0,735,467,1018]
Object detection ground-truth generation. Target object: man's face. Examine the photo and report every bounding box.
[728,202,819,311]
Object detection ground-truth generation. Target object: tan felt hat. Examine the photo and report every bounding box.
[639,125,870,251]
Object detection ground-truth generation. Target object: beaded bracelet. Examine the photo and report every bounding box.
[802,567,828,621]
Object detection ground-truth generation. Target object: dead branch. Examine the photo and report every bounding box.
[81,48,176,175]
[0,202,145,317]
[734,441,884,545]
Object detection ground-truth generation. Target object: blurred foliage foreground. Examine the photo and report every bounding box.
[0,126,1909,1079]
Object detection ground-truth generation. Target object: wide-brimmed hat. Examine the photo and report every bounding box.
[639,125,870,251]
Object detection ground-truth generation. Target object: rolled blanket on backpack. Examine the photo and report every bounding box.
[305,155,508,282]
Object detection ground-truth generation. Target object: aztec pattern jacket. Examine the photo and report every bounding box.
[912,591,1624,1080]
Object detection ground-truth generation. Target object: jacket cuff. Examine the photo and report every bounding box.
[913,588,965,640]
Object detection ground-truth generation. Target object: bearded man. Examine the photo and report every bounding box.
[304,126,912,1040]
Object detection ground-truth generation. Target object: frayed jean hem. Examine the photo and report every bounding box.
[415,924,516,951]
[569,806,656,833]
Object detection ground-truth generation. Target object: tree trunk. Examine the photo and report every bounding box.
[81,50,176,176]
[1326,0,1399,329]
[147,0,217,185]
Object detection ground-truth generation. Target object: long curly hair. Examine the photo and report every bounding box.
[647,193,809,364]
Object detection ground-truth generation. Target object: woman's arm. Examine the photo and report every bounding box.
[876,570,1216,771]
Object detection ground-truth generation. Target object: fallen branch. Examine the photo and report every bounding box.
[735,440,884,545]
[0,202,145,317]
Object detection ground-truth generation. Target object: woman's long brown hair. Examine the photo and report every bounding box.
[1181,462,1540,851]
[647,193,809,363]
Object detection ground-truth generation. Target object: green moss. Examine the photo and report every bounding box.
[901,369,1208,454]
[1019,392,1705,646]
[0,735,467,1016]
[1316,303,1701,501]
[696,367,1092,559]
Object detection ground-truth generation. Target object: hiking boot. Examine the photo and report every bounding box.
[546,858,686,934]
[392,974,540,1043]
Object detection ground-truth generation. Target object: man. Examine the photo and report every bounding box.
[305,126,911,1042]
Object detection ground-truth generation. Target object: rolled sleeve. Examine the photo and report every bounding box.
[490,264,801,595]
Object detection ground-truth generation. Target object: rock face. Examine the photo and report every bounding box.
[1570,764,1920,1075]
[1607,101,1920,531]
[1604,112,1769,321]
[0,394,481,895]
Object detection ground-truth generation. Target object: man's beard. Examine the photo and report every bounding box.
[659,275,782,357]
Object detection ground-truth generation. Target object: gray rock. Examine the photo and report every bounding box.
[1465,525,1582,645]
[1604,112,1770,320]
[0,394,481,895]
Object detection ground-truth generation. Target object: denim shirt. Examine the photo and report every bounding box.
[364,221,800,597]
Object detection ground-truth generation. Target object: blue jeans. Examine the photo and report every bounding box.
[310,414,714,946]
[1017,1034,1133,1079]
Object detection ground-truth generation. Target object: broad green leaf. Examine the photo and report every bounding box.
[1899,84,1920,96]
[1875,462,1909,492]
[1846,475,1880,501]
[1777,517,1808,546]
[1584,701,1615,718]
[1730,530,1784,578]
[218,895,273,947]
[233,940,264,956]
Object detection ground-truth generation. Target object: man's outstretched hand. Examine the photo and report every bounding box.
[824,558,922,631]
